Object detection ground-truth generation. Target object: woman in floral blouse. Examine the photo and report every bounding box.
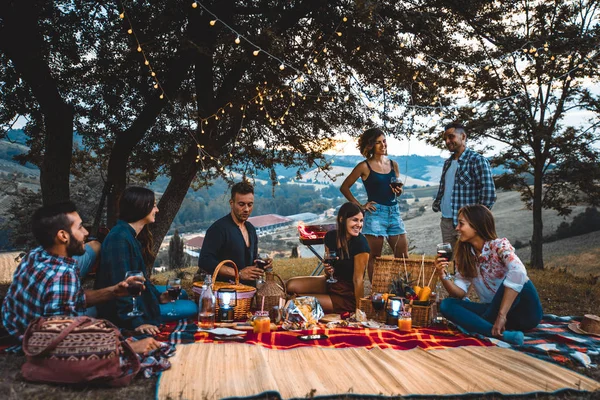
[435,204,543,345]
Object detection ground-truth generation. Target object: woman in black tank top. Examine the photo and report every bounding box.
[340,128,409,282]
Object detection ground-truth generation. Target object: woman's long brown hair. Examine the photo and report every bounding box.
[335,202,364,259]
[454,205,497,278]
[118,186,156,268]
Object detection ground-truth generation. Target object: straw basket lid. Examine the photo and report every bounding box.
[192,260,256,294]
[568,314,600,337]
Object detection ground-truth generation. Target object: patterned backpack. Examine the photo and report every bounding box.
[22,316,140,386]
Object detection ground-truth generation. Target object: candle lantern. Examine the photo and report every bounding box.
[217,288,237,322]
[385,296,404,326]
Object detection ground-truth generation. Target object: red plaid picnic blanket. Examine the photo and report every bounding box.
[156,320,493,351]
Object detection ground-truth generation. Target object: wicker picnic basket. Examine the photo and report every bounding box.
[358,297,436,327]
[359,256,439,327]
[192,260,256,320]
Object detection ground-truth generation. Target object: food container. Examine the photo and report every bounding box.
[397,311,412,331]
[253,311,271,333]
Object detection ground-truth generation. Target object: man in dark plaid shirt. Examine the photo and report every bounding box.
[432,122,496,250]
[1,202,143,340]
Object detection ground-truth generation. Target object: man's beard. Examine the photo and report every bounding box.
[66,237,86,257]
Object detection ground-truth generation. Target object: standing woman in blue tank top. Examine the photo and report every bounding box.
[340,128,408,281]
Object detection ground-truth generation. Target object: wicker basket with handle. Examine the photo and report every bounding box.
[255,270,286,312]
[192,260,256,320]
[360,256,439,327]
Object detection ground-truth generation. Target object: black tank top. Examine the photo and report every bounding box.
[361,159,397,206]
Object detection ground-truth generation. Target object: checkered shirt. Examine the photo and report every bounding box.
[433,147,496,226]
[1,246,86,339]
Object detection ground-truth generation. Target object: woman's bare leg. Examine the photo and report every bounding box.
[285,276,333,312]
[286,276,328,296]
[387,234,408,258]
[365,235,384,282]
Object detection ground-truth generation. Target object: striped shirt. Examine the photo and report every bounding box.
[1,247,86,339]
[433,147,496,226]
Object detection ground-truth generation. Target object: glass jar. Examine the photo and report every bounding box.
[253,311,271,333]
[397,311,412,331]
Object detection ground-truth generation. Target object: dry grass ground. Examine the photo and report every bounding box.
[0,252,599,399]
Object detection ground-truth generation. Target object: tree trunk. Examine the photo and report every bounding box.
[149,144,201,274]
[529,157,545,269]
[103,50,194,227]
[0,2,73,205]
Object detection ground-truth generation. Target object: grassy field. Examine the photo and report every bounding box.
[1,252,598,400]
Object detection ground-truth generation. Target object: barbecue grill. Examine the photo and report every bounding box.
[297,223,336,275]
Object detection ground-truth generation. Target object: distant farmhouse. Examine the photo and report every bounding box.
[248,214,294,235]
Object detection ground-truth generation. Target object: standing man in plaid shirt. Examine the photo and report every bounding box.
[1,201,144,340]
[432,122,496,251]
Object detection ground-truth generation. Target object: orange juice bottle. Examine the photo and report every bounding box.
[253,311,271,333]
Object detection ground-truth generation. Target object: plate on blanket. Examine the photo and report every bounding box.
[202,327,246,337]
[361,321,397,330]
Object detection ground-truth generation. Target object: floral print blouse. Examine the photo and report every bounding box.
[454,238,529,303]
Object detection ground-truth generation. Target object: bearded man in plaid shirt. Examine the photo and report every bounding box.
[1,201,144,340]
[432,122,496,251]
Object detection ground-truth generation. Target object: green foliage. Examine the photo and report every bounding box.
[168,230,186,269]
[420,0,600,268]
[550,207,600,241]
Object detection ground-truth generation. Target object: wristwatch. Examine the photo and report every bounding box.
[442,273,452,281]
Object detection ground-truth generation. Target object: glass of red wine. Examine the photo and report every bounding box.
[255,253,270,270]
[324,250,338,283]
[436,242,453,275]
[166,277,182,316]
[125,271,144,317]
[371,292,385,320]
[390,176,403,195]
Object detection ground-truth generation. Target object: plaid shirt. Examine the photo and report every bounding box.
[1,247,86,339]
[433,147,496,226]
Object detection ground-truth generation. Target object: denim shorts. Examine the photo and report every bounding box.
[362,203,406,237]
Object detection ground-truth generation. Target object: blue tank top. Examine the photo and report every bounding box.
[362,160,397,206]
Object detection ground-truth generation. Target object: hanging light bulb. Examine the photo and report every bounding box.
[127,29,133,34]
[119,12,125,19]
[235,36,241,44]
[209,20,216,26]
[279,63,285,70]
[192,2,198,8]
[253,49,260,56]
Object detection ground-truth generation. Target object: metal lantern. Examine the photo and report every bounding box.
[217,288,237,322]
[385,296,404,326]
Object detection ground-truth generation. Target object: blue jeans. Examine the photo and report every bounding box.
[362,203,406,237]
[440,280,543,336]
[155,285,199,323]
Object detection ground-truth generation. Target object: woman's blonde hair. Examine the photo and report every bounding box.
[454,205,497,278]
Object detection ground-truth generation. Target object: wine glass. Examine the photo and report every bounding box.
[371,292,385,320]
[125,271,144,317]
[166,277,182,316]
[390,176,403,196]
[255,253,270,270]
[436,242,453,275]
[324,250,338,283]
